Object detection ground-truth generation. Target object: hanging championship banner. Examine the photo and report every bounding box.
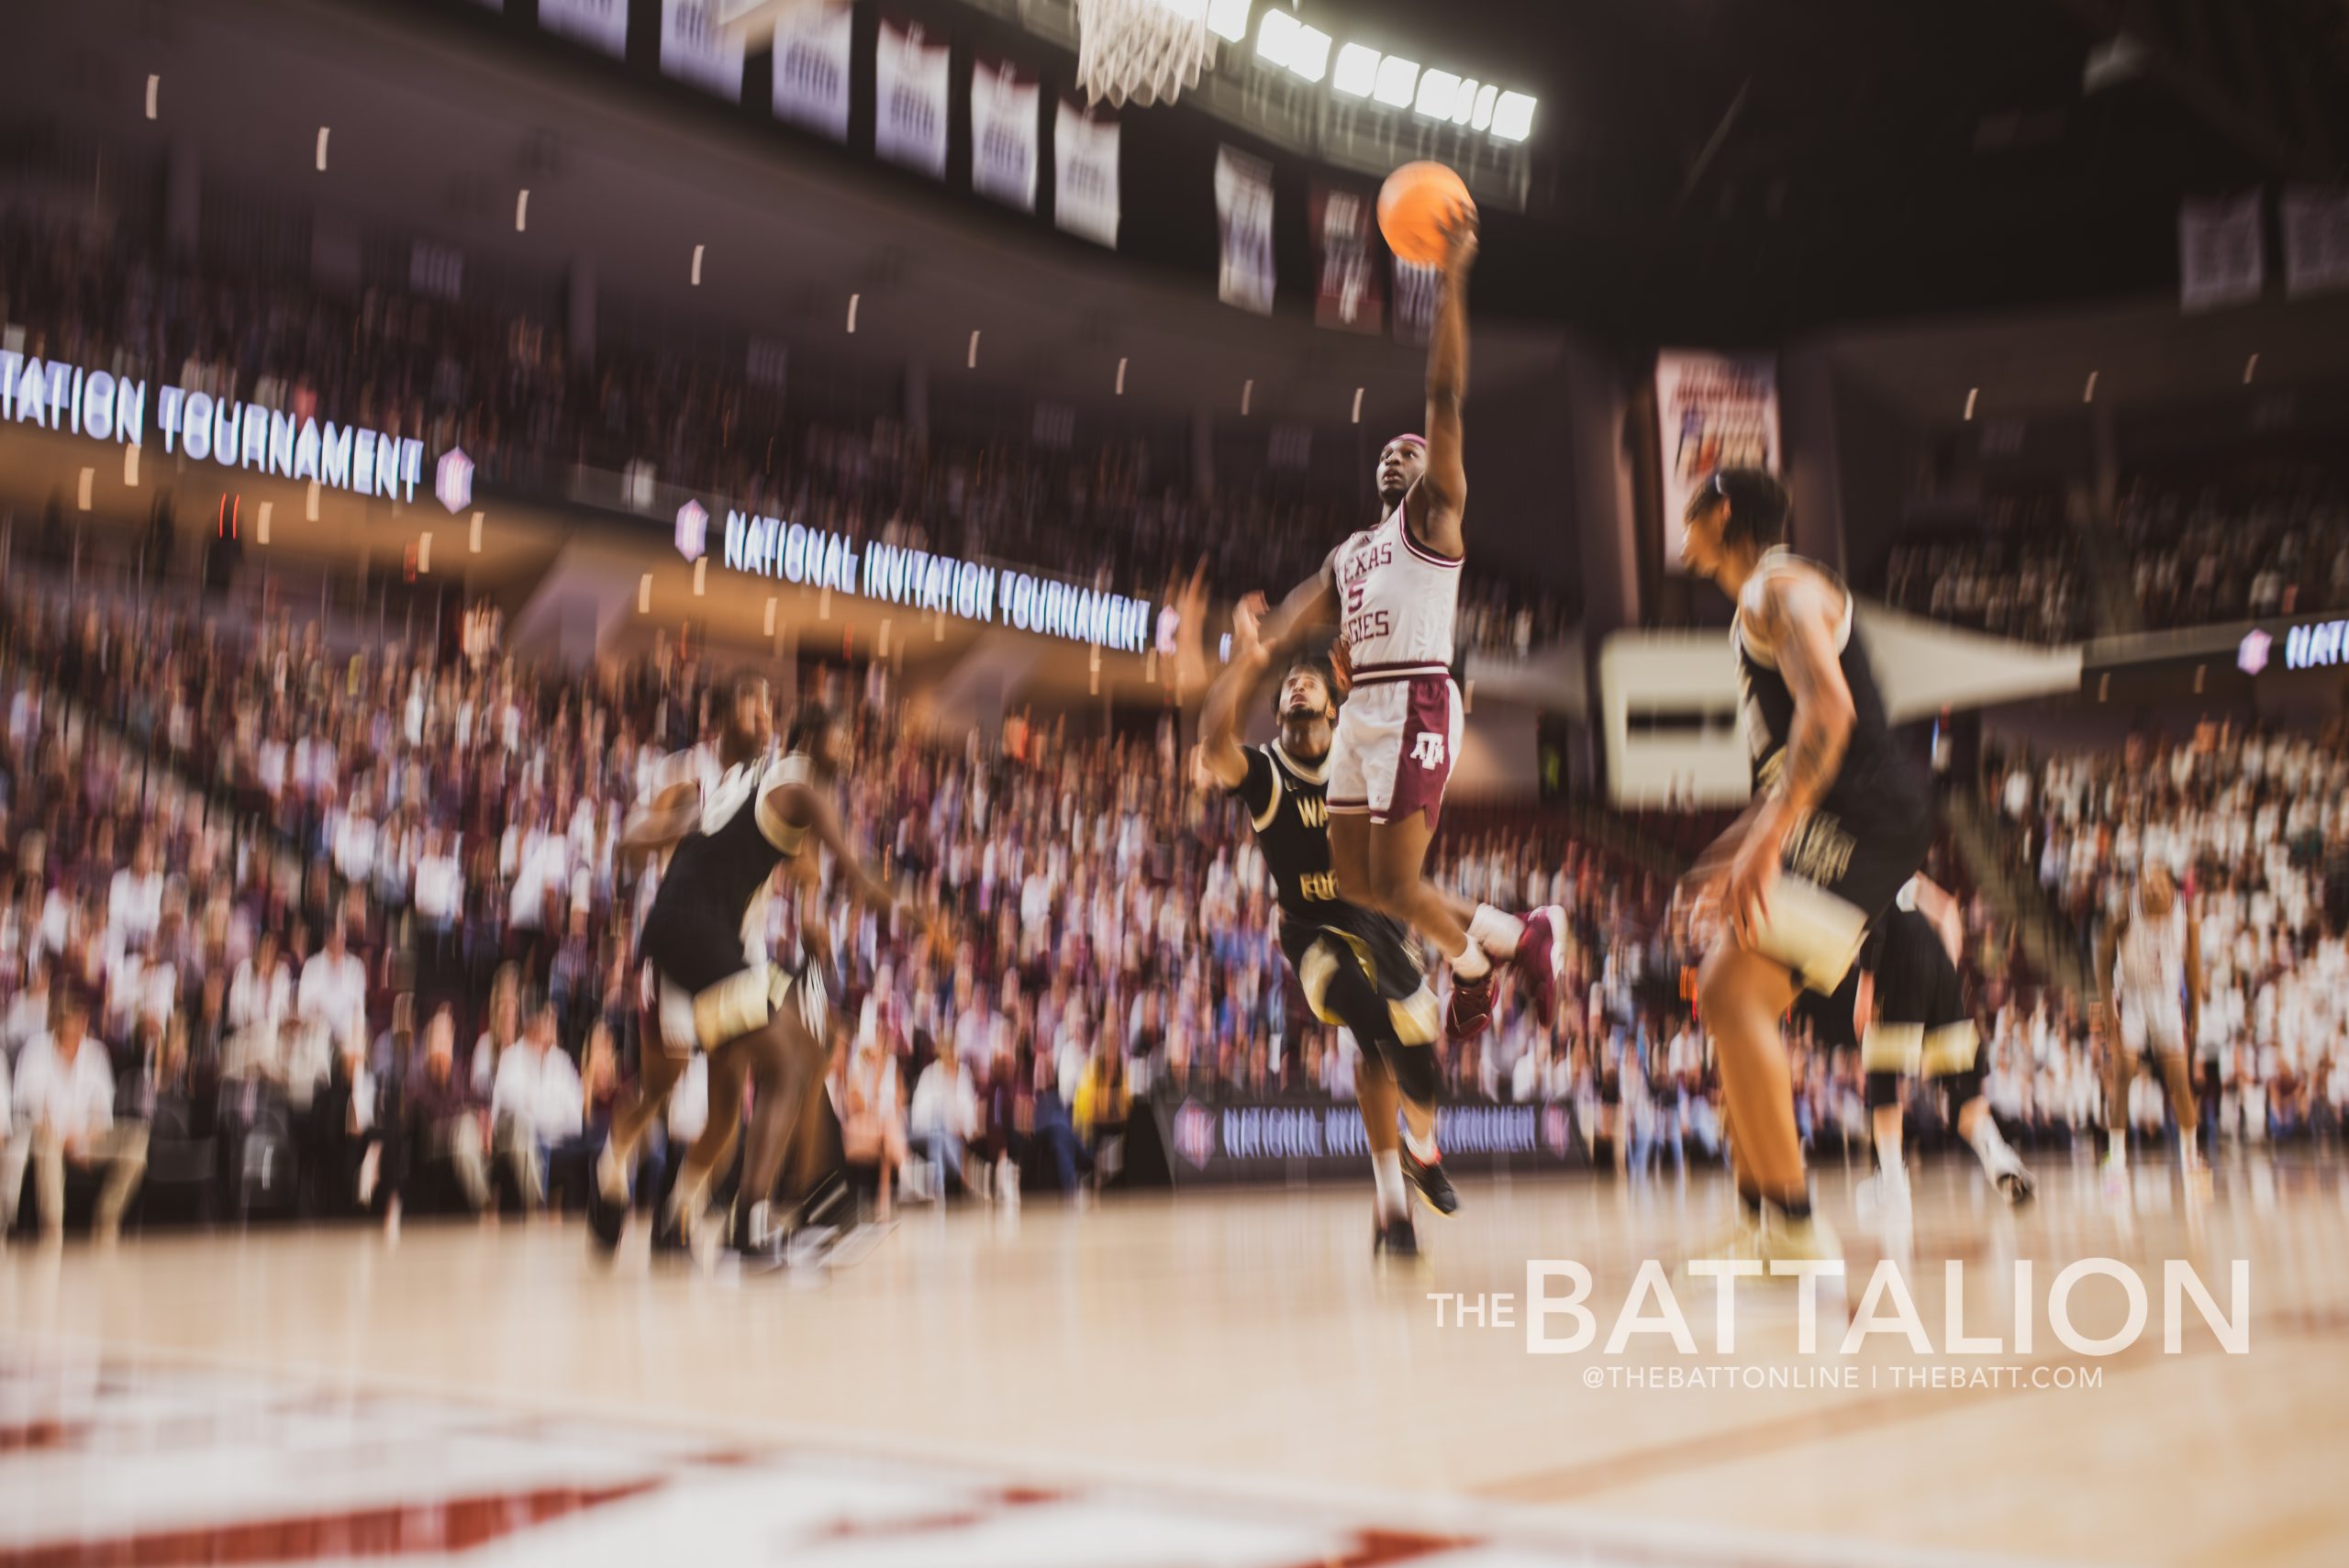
[1055,97,1120,248]
[538,0,629,59]
[660,0,745,101]
[2179,194,2265,312]
[1215,146,1275,315]
[771,0,852,142]
[875,16,951,179]
[1311,183,1383,333]
[970,56,1040,213]
[1393,260,1440,346]
[1654,350,1781,573]
[2282,188,2349,300]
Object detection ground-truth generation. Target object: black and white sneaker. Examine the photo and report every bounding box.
[1399,1145,1460,1217]
[1373,1213,1421,1262]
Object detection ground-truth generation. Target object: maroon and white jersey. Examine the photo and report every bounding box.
[1327,492,1460,686]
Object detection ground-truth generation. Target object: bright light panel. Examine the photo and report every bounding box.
[1471,83,1497,129]
[1254,8,1297,68]
[1332,43,1380,96]
[1206,0,1250,42]
[1373,54,1419,107]
[1415,68,1461,118]
[1287,24,1330,82]
[1492,90,1536,140]
[1450,78,1478,125]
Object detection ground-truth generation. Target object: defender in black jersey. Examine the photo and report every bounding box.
[591,673,771,1254]
[1679,468,1932,1270]
[1177,571,1452,1262]
[591,686,930,1262]
[1851,877,2033,1226]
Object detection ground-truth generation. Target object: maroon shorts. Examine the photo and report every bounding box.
[1327,673,1461,828]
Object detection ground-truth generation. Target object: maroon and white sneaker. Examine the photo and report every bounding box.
[1445,971,1495,1046]
[1511,906,1567,1028]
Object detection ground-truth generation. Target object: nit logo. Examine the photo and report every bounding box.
[675,499,709,562]
[434,448,473,515]
[2238,628,2272,675]
[1173,1100,1215,1171]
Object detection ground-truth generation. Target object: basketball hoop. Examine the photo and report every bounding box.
[715,0,823,47]
[1076,0,1215,107]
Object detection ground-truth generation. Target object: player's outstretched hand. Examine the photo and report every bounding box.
[1171,559,1211,692]
[1231,592,1271,667]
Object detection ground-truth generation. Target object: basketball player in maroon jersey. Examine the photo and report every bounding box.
[1250,206,1564,1053]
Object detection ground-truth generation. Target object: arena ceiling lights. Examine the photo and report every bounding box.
[1310,17,1535,143]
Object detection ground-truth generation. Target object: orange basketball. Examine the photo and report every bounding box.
[1376,161,1475,266]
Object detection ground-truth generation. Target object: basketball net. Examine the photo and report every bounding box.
[716,0,824,46]
[1076,0,1214,107]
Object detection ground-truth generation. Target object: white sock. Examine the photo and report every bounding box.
[1371,1150,1407,1219]
[1468,904,1526,960]
[2180,1128,2199,1165]
[2106,1138,2127,1169]
[1876,1141,1903,1182]
[1966,1115,2013,1170]
[1403,1128,1439,1163]
[1450,939,1491,982]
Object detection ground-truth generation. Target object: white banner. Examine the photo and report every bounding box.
[660,0,744,101]
[2179,194,2265,312]
[538,0,629,59]
[1055,98,1119,249]
[2282,188,2349,300]
[1393,261,1439,347]
[1214,146,1275,314]
[875,17,951,179]
[771,1,852,142]
[1654,350,1780,573]
[970,57,1040,213]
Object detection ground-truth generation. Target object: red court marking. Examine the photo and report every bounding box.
[0,1480,662,1566]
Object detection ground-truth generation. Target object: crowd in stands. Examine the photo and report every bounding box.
[1985,724,2349,1150]
[2117,473,2349,631]
[0,215,1564,659]
[1876,505,2089,645]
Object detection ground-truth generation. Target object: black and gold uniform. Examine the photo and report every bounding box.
[1231,741,1441,1077]
[640,750,827,1053]
[1732,548,1932,994]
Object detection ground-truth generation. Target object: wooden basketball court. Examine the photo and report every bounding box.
[2,1158,2342,1565]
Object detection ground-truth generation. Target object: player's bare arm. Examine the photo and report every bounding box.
[1193,591,1272,792]
[1252,555,1341,666]
[1408,209,1475,562]
[618,779,698,868]
[2185,907,2204,1040]
[1717,571,1855,942]
[774,778,934,934]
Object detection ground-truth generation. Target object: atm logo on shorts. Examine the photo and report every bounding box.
[1410,732,1447,770]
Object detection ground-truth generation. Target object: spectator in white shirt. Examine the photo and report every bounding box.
[0,996,147,1242]
[5,960,52,1061]
[490,1002,584,1210]
[106,838,164,962]
[908,1040,979,1196]
[298,922,369,1062]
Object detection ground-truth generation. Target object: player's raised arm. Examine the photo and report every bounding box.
[1184,578,1267,793]
[1410,206,1477,561]
[1251,550,1341,666]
